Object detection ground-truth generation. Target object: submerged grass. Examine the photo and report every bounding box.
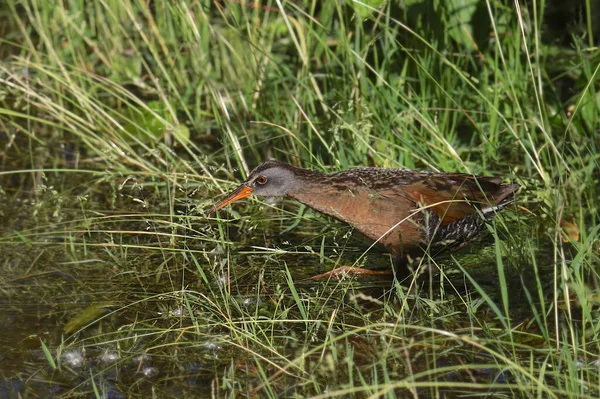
[0,0,599,397]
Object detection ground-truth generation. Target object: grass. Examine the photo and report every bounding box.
[0,0,599,397]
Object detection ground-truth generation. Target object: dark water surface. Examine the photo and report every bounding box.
[0,183,567,398]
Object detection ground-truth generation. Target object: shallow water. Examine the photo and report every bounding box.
[0,176,577,398]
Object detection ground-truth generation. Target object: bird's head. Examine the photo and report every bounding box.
[209,160,305,214]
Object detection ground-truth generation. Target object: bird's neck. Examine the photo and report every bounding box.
[288,174,350,220]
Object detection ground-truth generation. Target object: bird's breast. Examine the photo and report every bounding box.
[290,185,425,249]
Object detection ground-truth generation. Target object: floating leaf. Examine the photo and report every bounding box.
[64,303,115,333]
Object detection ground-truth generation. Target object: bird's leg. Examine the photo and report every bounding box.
[306,233,409,281]
[392,251,412,280]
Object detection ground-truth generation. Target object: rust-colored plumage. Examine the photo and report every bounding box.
[210,160,518,268]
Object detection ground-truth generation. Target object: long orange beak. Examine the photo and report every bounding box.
[208,185,253,215]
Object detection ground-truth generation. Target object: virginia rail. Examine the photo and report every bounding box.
[210,160,518,277]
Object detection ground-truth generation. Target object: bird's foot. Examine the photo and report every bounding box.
[306,266,392,281]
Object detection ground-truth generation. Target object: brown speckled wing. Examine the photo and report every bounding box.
[400,174,513,225]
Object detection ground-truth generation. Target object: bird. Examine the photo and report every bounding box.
[209,160,518,278]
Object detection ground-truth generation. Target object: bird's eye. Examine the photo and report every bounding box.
[256,176,268,185]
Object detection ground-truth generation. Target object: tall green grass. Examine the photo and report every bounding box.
[1,0,599,397]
